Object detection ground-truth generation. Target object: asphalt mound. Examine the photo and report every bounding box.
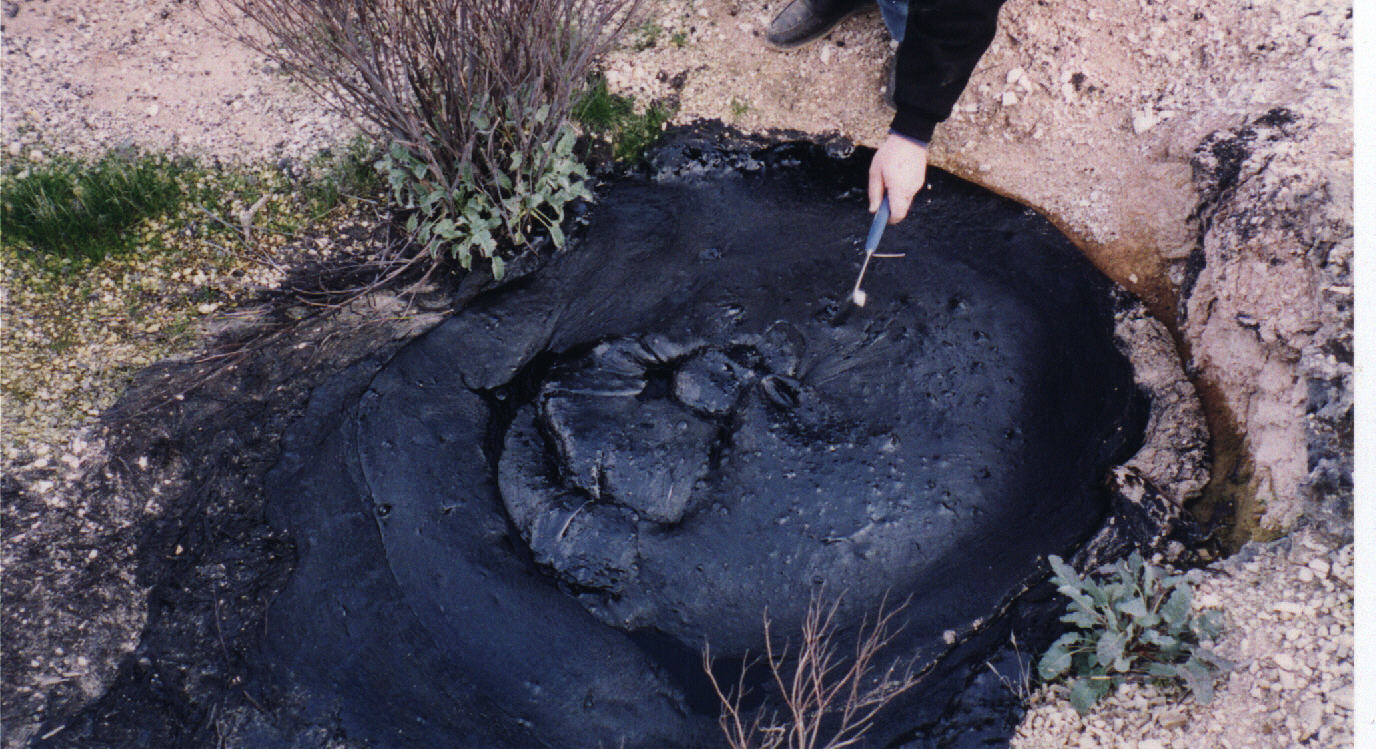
[262,144,1145,746]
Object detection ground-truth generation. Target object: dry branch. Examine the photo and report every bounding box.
[704,592,921,749]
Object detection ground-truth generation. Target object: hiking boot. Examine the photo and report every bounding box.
[765,0,869,49]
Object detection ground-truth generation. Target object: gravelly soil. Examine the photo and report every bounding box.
[1013,526,1355,748]
[0,0,1355,747]
[1,0,354,162]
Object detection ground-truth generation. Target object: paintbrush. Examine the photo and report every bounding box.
[848,195,904,307]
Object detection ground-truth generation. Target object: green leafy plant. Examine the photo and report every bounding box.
[1,152,188,259]
[1039,553,1231,715]
[632,19,663,50]
[376,115,591,278]
[573,75,677,163]
[229,0,640,279]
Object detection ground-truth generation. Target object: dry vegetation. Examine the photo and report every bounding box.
[703,593,920,748]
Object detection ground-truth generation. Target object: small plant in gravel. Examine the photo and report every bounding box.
[1,152,188,259]
[1039,553,1231,715]
[632,19,664,50]
[729,97,750,121]
[573,75,677,164]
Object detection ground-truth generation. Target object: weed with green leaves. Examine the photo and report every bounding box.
[1038,553,1232,715]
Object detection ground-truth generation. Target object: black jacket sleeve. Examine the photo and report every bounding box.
[890,0,1008,143]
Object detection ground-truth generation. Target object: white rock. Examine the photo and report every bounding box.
[1158,709,1187,729]
[1330,684,1354,709]
[146,104,161,117]
[1299,702,1323,737]
[1006,66,1025,84]
[1272,653,1298,672]
[1001,91,1019,106]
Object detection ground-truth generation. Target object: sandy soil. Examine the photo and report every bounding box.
[1,0,352,161]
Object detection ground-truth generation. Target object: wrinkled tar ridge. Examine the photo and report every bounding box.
[262,138,1145,746]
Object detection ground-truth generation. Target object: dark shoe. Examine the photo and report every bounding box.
[765,0,868,49]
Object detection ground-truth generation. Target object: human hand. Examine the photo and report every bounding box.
[868,134,929,224]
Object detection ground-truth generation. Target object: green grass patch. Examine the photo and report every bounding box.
[572,76,677,163]
[1,140,387,263]
[299,135,383,220]
[2,152,190,260]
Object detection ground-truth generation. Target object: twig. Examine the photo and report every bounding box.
[703,591,921,748]
[240,194,272,243]
[195,203,243,236]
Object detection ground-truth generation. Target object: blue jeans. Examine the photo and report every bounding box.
[876,0,908,41]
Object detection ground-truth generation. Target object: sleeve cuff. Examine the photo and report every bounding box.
[886,129,929,149]
[888,110,938,144]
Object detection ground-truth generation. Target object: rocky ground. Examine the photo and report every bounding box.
[0,0,1356,747]
[1014,525,1355,748]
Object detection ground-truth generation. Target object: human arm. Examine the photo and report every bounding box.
[870,0,1008,223]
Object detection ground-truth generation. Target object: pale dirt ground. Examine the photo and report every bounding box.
[0,0,351,161]
[0,0,1355,746]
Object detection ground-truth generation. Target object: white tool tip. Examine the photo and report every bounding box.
[852,290,868,307]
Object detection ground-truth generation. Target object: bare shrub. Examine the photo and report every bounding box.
[225,0,639,275]
[703,593,922,749]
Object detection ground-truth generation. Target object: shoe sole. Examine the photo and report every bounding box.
[765,6,866,50]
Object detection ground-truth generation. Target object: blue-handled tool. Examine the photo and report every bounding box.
[849,196,892,308]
